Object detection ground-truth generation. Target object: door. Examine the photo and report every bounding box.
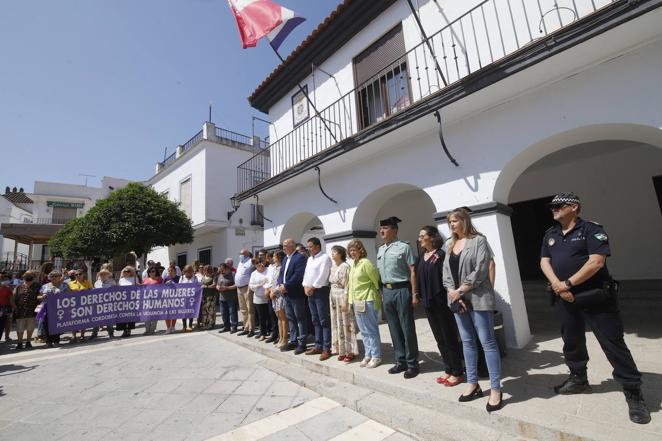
[509,196,555,280]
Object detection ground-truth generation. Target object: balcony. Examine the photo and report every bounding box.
[157,123,268,174]
[236,0,636,198]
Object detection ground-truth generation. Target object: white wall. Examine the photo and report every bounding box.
[265,0,615,174]
[151,147,207,226]
[0,196,31,259]
[146,134,263,266]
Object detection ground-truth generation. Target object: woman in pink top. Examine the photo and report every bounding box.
[142,267,162,334]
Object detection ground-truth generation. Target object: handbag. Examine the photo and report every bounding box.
[573,281,617,308]
[354,299,366,313]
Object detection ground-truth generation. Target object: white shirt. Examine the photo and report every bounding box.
[303,251,331,289]
[235,258,254,287]
[248,270,269,304]
[283,253,294,284]
[180,275,198,284]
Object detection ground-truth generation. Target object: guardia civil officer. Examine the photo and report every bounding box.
[376,216,420,378]
[540,192,650,424]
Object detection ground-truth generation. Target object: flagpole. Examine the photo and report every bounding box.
[270,44,338,144]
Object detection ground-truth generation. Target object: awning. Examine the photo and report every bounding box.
[0,223,63,244]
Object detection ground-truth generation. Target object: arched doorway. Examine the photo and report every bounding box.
[352,183,437,259]
[279,212,326,249]
[496,128,662,334]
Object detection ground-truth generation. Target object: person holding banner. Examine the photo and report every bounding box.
[40,271,69,347]
[94,269,117,338]
[68,269,93,343]
[142,267,162,334]
[164,266,180,334]
[117,266,139,337]
[179,265,197,332]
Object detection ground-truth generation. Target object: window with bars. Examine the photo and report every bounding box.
[354,24,411,129]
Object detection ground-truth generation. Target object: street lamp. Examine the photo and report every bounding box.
[227,196,240,221]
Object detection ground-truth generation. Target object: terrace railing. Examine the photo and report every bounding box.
[237,0,618,195]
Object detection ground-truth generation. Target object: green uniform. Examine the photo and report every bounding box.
[377,239,419,368]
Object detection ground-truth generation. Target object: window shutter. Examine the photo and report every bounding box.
[353,24,406,86]
[179,178,192,218]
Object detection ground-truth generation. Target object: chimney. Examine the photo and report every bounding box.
[12,187,17,192]
[4,186,8,194]
[19,187,24,192]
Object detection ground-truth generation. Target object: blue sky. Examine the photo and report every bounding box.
[0,0,341,191]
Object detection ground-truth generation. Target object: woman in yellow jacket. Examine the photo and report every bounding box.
[68,269,93,342]
[346,239,382,369]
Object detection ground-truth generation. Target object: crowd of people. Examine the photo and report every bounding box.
[0,192,650,422]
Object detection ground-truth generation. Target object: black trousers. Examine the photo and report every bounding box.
[425,303,464,377]
[267,299,278,337]
[556,297,641,388]
[255,303,270,336]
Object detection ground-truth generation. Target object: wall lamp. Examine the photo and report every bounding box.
[227,196,240,221]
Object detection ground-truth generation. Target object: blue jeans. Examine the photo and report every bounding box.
[454,310,501,390]
[285,296,308,348]
[308,287,331,351]
[220,298,239,330]
[354,300,381,359]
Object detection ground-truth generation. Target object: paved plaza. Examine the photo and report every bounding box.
[0,331,413,441]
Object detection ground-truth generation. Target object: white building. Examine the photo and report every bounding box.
[0,177,131,270]
[234,0,662,348]
[146,122,264,269]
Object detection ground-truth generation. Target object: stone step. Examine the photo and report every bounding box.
[213,332,662,441]
[255,354,523,441]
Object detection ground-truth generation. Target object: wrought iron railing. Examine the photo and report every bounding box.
[237,0,618,195]
[216,127,253,146]
[157,126,266,172]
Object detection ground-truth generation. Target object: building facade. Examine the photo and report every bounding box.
[146,122,264,269]
[234,0,662,348]
[0,177,131,270]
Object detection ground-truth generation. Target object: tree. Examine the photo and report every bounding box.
[49,183,193,259]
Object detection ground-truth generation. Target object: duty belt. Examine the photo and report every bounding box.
[382,281,410,290]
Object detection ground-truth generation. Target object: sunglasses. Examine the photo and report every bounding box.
[549,204,567,211]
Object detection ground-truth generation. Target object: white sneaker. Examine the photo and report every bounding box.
[359,357,371,368]
[367,358,382,368]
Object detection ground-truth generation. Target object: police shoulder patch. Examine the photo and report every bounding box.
[594,233,608,241]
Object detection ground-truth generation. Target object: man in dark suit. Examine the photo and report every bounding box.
[277,238,308,354]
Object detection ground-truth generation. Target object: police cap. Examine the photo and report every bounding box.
[548,192,581,208]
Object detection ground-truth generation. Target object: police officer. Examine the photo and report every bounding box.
[377,216,420,378]
[540,192,650,424]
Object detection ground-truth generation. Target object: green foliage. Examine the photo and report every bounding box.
[48,183,193,259]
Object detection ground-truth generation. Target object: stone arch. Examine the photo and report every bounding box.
[352,183,438,231]
[352,183,438,256]
[493,123,662,204]
[279,212,325,247]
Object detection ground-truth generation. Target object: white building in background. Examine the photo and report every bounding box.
[0,177,131,270]
[145,122,264,269]
[234,0,662,348]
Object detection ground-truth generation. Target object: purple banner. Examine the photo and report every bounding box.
[47,283,203,334]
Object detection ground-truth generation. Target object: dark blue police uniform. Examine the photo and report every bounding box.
[541,218,641,388]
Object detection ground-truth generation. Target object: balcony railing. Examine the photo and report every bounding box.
[158,126,268,173]
[22,217,74,225]
[237,0,618,195]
